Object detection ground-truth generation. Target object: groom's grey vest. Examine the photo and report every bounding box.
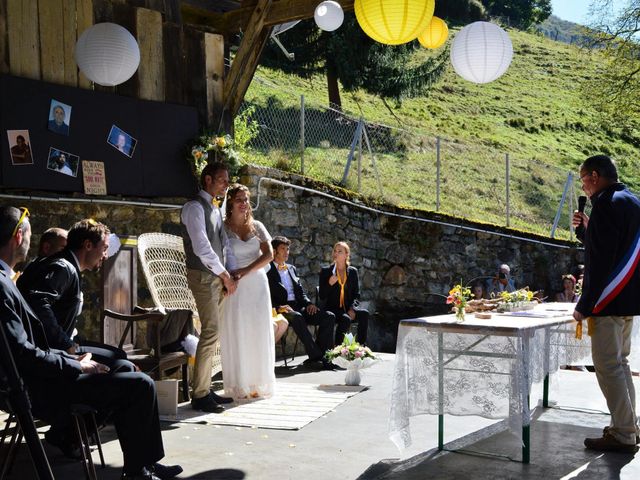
[181,195,224,272]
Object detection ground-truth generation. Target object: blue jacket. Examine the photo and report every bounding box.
[576,183,640,317]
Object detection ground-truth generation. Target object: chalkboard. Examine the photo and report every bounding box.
[0,74,199,197]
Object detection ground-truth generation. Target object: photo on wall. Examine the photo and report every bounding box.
[6,130,34,165]
[47,147,79,177]
[47,99,72,136]
[107,125,137,158]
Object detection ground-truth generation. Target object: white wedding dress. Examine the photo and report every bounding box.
[220,220,275,399]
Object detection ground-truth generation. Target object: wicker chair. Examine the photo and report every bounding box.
[137,233,222,378]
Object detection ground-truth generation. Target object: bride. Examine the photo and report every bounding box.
[220,184,275,399]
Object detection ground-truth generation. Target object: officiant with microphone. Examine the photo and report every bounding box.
[572,154,640,453]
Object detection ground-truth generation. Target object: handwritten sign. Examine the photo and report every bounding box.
[82,161,107,195]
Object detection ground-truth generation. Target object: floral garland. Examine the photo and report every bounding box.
[188,133,241,178]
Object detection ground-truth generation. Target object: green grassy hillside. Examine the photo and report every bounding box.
[241,28,640,239]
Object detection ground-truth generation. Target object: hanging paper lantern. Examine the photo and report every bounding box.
[418,16,449,49]
[314,1,344,32]
[450,22,513,84]
[74,23,140,86]
[355,0,435,45]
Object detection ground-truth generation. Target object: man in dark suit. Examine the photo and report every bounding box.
[17,219,126,364]
[0,206,181,480]
[267,236,335,369]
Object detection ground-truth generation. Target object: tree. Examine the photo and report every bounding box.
[262,4,486,110]
[482,0,552,29]
[582,0,640,121]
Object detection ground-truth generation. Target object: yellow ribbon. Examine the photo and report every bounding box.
[575,317,595,339]
[211,198,222,208]
[336,268,347,309]
[277,264,288,271]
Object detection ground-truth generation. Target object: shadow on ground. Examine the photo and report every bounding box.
[356,420,638,480]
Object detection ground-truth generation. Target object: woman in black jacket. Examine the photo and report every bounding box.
[319,242,368,345]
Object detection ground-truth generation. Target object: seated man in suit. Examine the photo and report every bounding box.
[0,206,180,480]
[267,236,336,370]
[17,219,126,365]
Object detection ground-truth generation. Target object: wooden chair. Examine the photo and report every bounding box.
[101,234,194,402]
[102,308,190,402]
[137,233,222,378]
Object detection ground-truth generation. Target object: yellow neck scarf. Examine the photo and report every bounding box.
[336,267,347,309]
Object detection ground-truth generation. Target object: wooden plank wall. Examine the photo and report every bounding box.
[0,0,223,128]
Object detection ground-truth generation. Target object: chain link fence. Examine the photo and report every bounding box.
[239,76,578,240]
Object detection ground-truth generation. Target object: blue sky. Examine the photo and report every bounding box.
[551,0,624,25]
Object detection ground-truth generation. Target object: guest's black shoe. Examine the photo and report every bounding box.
[150,462,183,479]
[121,467,160,479]
[211,391,234,404]
[302,358,323,370]
[191,392,225,413]
[321,361,337,371]
[44,428,81,459]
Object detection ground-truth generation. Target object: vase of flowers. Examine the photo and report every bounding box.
[447,283,472,322]
[325,333,377,386]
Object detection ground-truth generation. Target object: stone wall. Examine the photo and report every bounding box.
[241,166,581,351]
[3,164,581,352]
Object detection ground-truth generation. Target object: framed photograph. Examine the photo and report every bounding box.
[6,130,34,165]
[48,99,72,136]
[107,125,137,158]
[47,147,79,177]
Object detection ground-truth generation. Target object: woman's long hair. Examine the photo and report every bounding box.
[225,183,254,228]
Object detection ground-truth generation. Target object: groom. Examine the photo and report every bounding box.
[182,162,237,412]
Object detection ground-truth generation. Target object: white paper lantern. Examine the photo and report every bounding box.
[450,22,513,84]
[314,1,344,32]
[74,23,140,86]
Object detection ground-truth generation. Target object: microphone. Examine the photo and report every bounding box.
[576,195,587,236]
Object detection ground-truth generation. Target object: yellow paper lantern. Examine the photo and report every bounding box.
[418,16,449,49]
[355,0,435,45]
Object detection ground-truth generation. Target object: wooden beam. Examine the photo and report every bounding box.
[182,0,354,34]
[222,0,271,117]
[204,32,224,129]
[8,0,41,80]
[136,7,165,101]
[76,0,94,89]
[62,0,78,86]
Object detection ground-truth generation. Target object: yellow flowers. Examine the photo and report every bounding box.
[215,136,226,148]
[500,288,534,303]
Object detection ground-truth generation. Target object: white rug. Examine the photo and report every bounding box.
[160,382,367,430]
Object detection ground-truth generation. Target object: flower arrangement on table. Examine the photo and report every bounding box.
[496,288,538,312]
[188,133,241,179]
[325,333,377,386]
[446,283,472,322]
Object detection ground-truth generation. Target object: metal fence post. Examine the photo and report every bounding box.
[506,153,510,227]
[357,118,363,192]
[300,95,305,174]
[436,136,441,211]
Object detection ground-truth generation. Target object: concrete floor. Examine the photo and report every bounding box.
[4,354,640,479]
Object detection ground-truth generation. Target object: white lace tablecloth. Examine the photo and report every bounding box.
[388,305,640,451]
